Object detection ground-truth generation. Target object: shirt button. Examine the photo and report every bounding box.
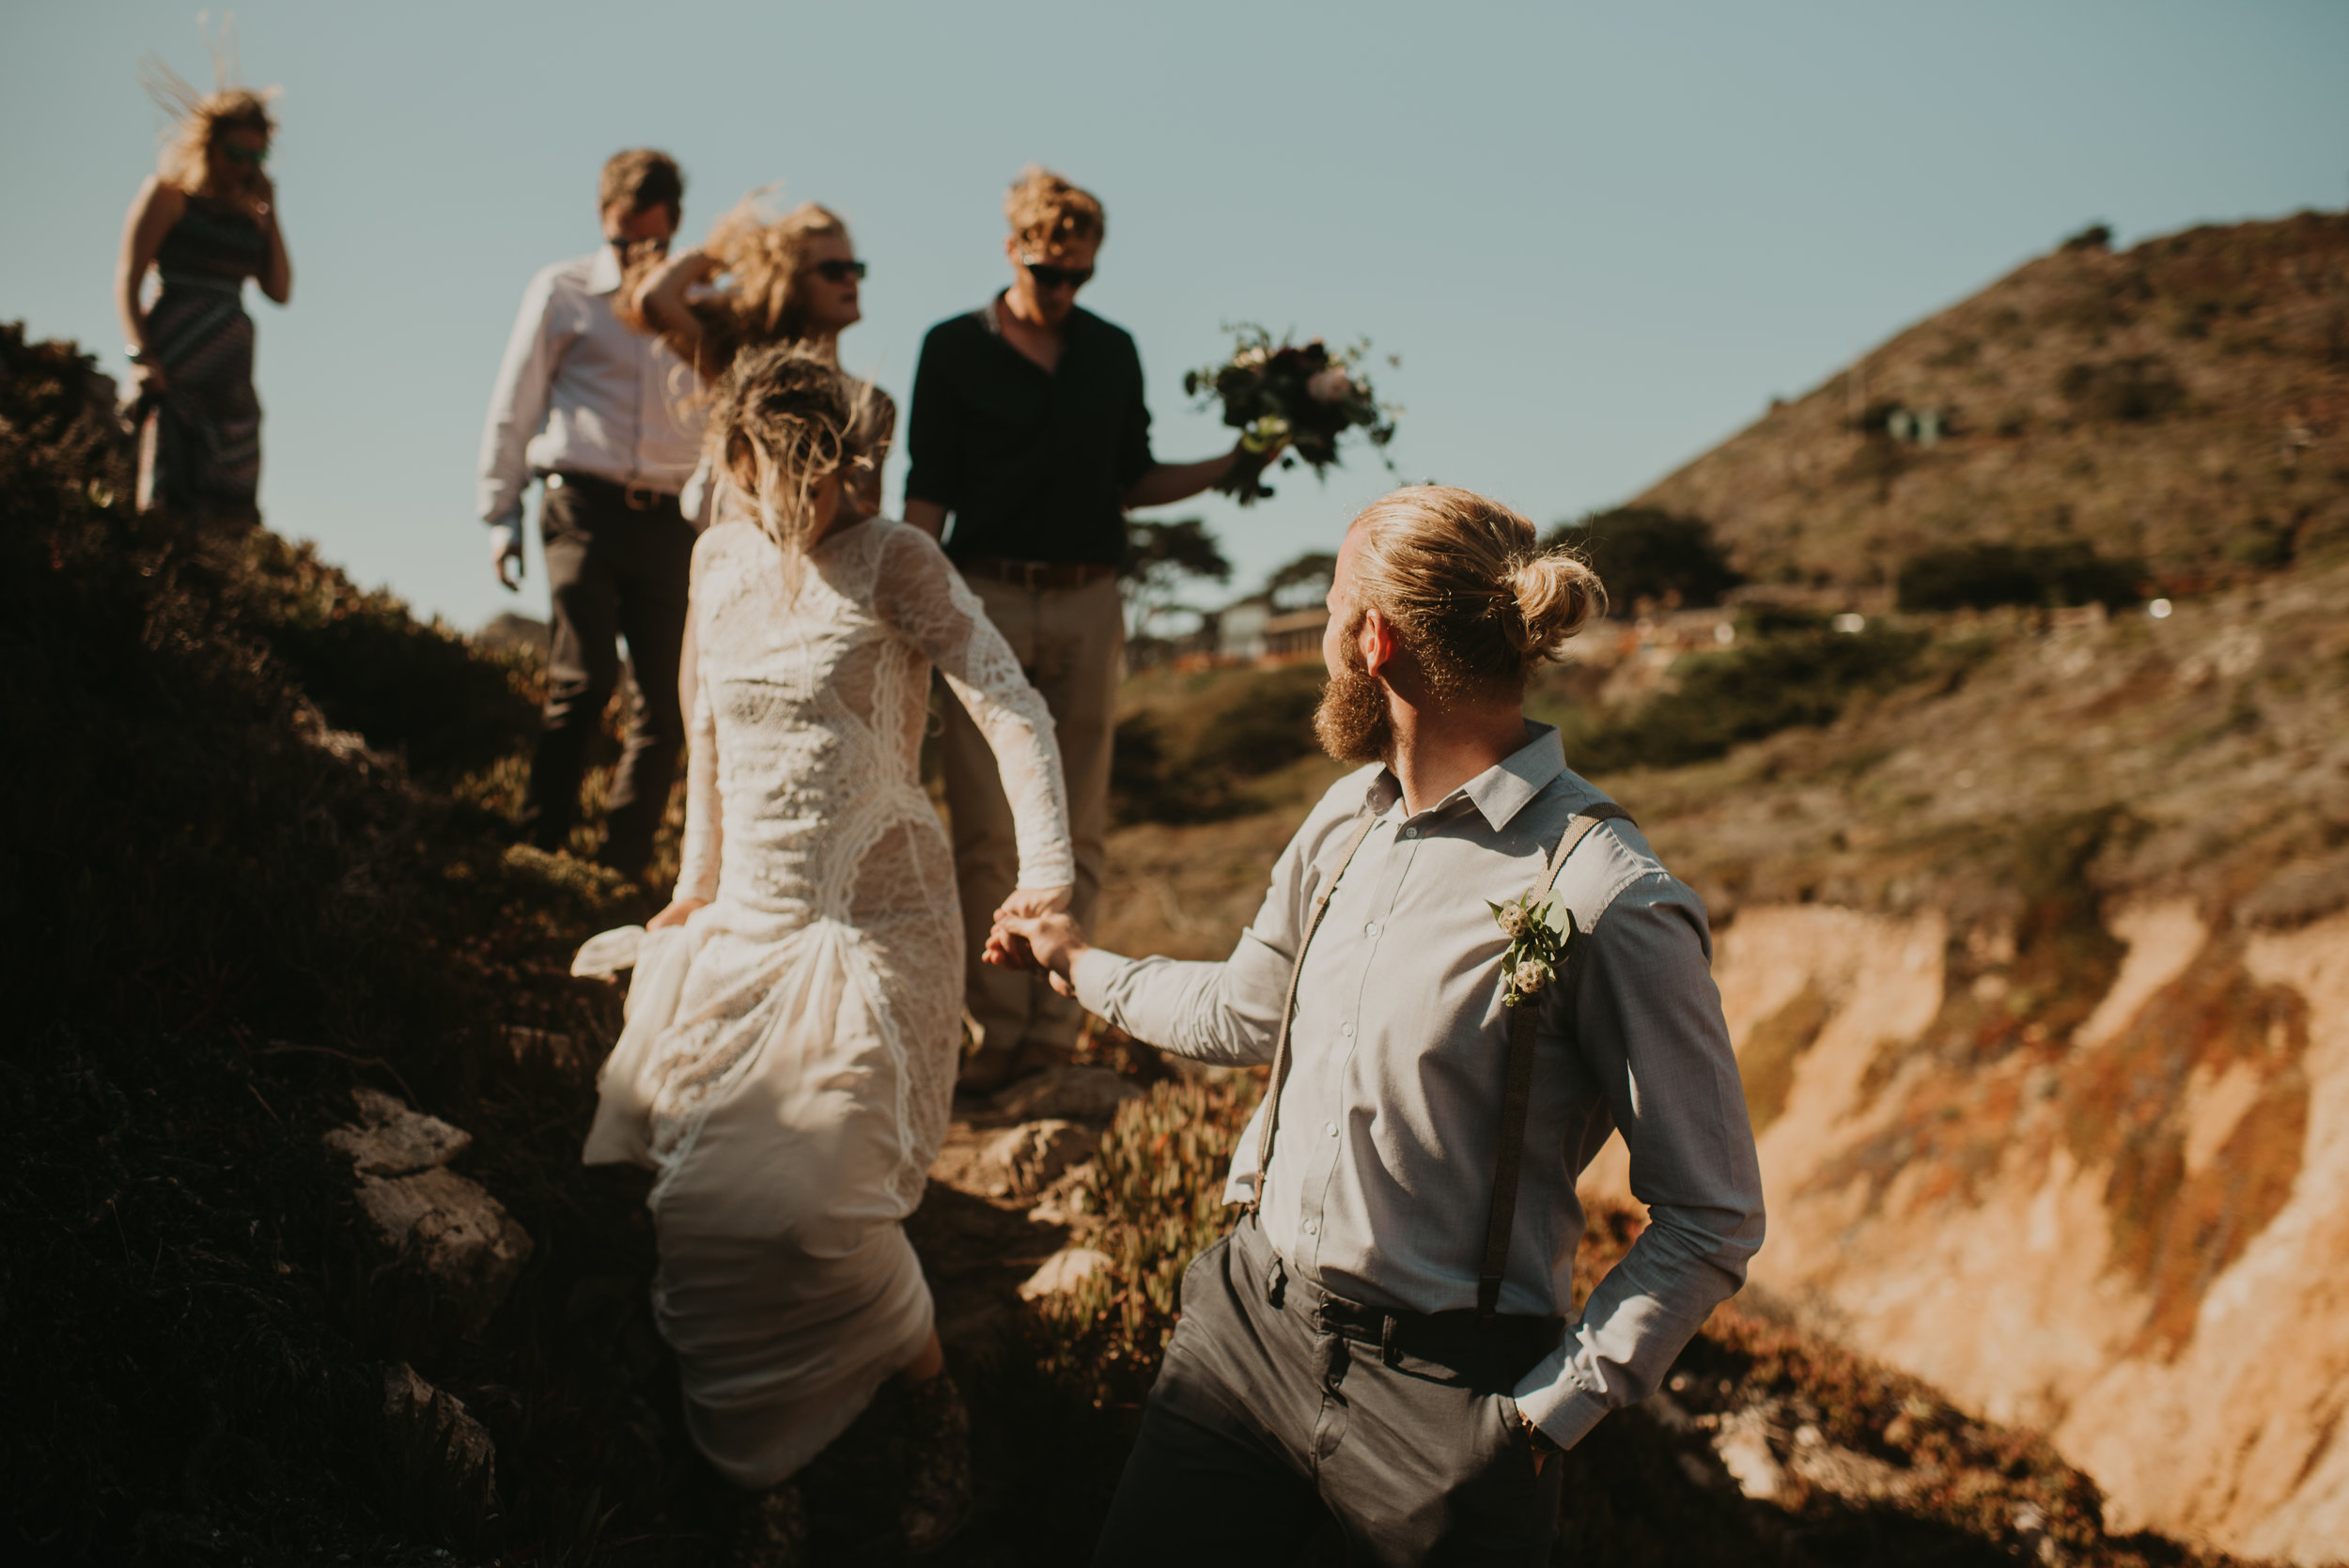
[1340,1022,1354,1038]
[1364,922,1380,938]
[1402,826,1418,839]
[1325,1121,1338,1137]
[1304,1219,1319,1237]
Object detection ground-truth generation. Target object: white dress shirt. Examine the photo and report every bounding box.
[476,243,702,536]
[1071,725,1766,1452]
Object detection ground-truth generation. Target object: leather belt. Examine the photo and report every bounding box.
[547,471,678,511]
[957,555,1118,590]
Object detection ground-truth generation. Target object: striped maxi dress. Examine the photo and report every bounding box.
[136,195,270,527]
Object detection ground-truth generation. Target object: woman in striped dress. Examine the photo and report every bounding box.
[114,75,292,531]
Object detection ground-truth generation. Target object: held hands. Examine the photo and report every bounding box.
[984,895,1090,1000]
[648,896,709,930]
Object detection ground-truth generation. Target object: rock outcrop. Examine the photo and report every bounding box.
[325,1088,533,1337]
[1581,901,2349,1561]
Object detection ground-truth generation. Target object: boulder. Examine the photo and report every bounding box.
[1018,1247,1111,1302]
[991,1066,1141,1124]
[352,1168,534,1337]
[323,1086,471,1176]
[325,1090,531,1336]
[380,1361,498,1528]
[982,1119,1098,1198]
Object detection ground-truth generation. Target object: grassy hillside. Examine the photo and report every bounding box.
[1632,212,2349,596]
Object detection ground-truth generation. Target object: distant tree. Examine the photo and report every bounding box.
[1540,506,1745,615]
[2061,222,2114,253]
[1263,550,1339,610]
[1121,517,1232,638]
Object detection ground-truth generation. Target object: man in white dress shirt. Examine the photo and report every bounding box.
[478,149,702,884]
[993,487,1766,1564]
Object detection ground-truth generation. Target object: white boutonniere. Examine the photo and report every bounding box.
[1488,889,1575,1006]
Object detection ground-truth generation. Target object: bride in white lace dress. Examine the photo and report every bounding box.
[577,345,1072,1550]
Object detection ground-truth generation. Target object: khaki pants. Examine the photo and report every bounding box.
[941,571,1121,1078]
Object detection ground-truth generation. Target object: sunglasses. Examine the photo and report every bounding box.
[1020,257,1094,292]
[812,258,868,282]
[218,142,270,167]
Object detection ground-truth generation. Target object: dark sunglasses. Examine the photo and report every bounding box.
[218,142,270,167]
[812,259,868,282]
[1021,257,1093,291]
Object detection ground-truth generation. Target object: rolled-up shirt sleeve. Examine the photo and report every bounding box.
[1512,874,1766,1451]
[478,266,562,530]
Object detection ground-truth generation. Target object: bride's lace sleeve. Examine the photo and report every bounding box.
[674,585,723,902]
[873,524,1076,892]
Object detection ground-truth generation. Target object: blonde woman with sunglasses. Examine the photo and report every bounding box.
[115,63,292,531]
[628,194,894,522]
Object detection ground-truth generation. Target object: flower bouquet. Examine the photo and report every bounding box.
[1184,326,1398,505]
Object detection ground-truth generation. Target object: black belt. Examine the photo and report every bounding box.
[546,471,678,511]
[1241,1215,1563,1369]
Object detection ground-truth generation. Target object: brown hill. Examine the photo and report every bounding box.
[1634,212,2349,596]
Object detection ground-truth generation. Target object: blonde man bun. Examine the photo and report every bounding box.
[1506,551,1606,656]
[1346,486,1607,702]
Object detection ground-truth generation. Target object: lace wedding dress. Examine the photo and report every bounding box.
[580,514,1072,1488]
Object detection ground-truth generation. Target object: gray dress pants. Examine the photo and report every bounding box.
[1095,1215,1563,1567]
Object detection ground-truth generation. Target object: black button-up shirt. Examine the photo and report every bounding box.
[904,297,1157,567]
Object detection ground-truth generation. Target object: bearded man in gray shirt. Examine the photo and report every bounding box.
[992,485,1766,1565]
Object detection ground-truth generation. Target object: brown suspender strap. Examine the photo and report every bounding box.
[1248,810,1382,1210]
[1477,802,1636,1318]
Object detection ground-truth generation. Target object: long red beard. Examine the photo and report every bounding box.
[1313,661,1392,766]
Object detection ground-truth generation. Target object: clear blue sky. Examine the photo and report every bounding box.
[6,1,2344,632]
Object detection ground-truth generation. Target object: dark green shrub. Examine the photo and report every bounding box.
[1571,621,1929,772]
[1896,541,2144,612]
[1542,507,1745,613]
[1112,665,1326,825]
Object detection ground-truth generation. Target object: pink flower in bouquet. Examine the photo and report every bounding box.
[1306,367,1355,404]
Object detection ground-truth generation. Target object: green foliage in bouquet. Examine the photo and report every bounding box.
[1185,325,1398,505]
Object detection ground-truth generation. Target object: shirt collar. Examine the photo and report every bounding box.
[587,242,624,296]
[1360,722,1572,831]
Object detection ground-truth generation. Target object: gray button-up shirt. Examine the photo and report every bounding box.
[1070,724,1765,1449]
[476,244,702,532]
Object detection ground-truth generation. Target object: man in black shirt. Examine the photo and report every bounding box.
[906,166,1251,1091]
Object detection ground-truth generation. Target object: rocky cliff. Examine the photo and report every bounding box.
[1572,554,2349,1560]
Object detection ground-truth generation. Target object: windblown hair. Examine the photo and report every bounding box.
[1343,486,1607,702]
[143,54,277,195]
[636,194,850,377]
[703,344,880,583]
[1004,164,1105,255]
[599,148,685,223]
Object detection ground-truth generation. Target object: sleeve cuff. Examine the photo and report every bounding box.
[1070,947,1133,1017]
[1512,1371,1613,1452]
[488,518,522,552]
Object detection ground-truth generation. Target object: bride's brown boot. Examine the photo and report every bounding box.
[728,1479,810,1567]
[898,1371,973,1553]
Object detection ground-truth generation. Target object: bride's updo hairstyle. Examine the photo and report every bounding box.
[704,343,879,568]
[1344,486,1607,703]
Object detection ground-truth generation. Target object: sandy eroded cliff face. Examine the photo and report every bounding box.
[1583,899,2349,1561]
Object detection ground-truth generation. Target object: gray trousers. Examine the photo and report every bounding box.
[1095,1215,1563,1567]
